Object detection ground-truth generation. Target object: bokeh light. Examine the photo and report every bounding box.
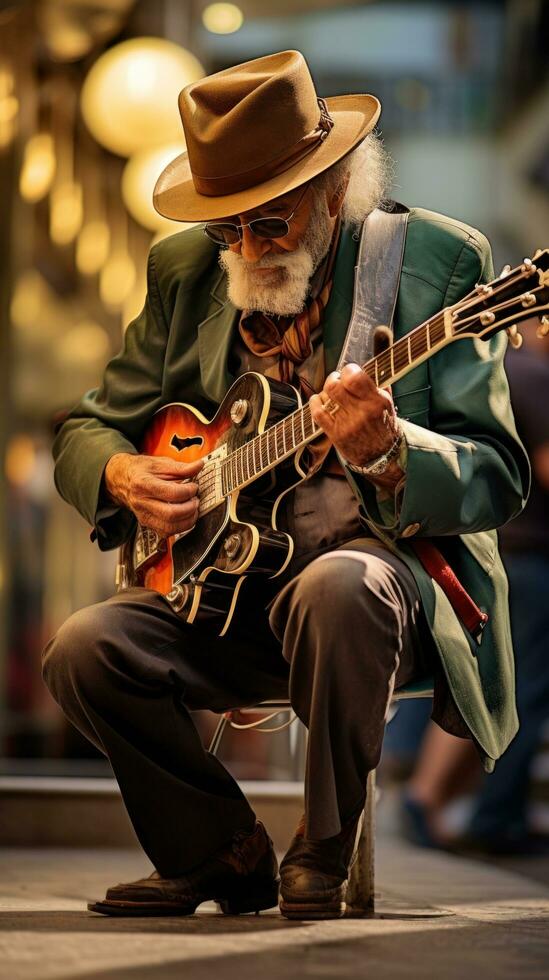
[56,320,111,368]
[0,64,18,148]
[202,3,244,34]
[5,434,36,487]
[19,133,56,202]
[76,220,111,276]
[80,37,204,157]
[99,251,136,309]
[50,181,83,245]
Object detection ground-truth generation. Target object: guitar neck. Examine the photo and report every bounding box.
[213,307,452,499]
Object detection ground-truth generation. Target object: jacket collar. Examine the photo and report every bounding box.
[197,221,360,403]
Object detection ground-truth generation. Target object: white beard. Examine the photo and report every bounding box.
[218,190,335,316]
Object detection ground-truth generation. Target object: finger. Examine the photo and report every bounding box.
[148,456,204,478]
[339,363,378,398]
[140,479,200,504]
[324,364,377,405]
[140,498,200,536]
[309,394,336,432]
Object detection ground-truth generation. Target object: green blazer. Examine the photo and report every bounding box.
[53,209,530,770]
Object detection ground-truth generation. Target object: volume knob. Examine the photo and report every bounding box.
[230,399,250,426]
[223,533,242,559]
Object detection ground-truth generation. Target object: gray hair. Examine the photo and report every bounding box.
[312,131,395,227]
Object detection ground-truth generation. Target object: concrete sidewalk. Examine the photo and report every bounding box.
[1,839,548,980]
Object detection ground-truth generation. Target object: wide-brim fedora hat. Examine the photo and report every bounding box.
[153,49,380,222]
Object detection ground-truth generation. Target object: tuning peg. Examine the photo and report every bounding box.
[537,315,549,339]
[506,325,523,349]
[499,264,512,279]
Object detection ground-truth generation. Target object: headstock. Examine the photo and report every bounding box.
[449,248,549,346]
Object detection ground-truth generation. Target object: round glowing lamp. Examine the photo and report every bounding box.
[202,3,243,34]
[81,37,204,158]
[121,143,190,232]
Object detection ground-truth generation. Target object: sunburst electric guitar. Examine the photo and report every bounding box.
[117,250,549,635]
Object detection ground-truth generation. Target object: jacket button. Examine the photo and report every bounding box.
[401,522,420,537]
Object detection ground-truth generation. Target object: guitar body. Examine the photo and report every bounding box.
[121,373,309,635]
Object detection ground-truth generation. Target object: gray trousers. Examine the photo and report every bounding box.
[42,477,432,876]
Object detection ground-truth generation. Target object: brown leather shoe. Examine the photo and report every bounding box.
[279,811,362,920]
[88,821,279,916]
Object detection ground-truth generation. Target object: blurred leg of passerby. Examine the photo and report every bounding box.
[466,553,549,851]
[398,723,480,848]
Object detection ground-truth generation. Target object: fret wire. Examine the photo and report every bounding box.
[287,416,295,451]
[290,413,296,447]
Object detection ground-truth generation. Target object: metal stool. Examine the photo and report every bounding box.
[209,678,434,916]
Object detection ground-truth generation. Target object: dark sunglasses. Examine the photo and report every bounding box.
[203,183,310,246]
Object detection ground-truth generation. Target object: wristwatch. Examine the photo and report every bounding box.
[344,424,405,478]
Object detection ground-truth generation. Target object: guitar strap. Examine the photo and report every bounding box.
[337,203,409,370]
[340,203,488,644]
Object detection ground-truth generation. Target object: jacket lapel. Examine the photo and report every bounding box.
[197,268,238,404]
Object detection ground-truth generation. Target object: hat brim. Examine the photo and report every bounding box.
[153,94,381,222]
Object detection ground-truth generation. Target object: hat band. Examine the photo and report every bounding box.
[192,98,334,197]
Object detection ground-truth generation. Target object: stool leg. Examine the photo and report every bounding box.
[209,715,229,756]
[346,768,376,917]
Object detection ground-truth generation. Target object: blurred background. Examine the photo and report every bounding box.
[1,0,548,859]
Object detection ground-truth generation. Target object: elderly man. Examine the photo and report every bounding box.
[43,50,528,920]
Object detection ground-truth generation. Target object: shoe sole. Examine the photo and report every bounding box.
[88,901,197,916]
[279,900,346,920]
[88,876,280,918]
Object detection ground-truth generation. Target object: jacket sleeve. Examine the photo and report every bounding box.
[344,235,531,540]
[52,246,168,550]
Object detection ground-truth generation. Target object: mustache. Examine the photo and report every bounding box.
[226,251,291,271]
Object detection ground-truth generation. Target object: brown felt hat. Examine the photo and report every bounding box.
[153,49,380,222]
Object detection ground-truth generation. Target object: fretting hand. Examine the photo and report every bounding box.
[309,363,404,488]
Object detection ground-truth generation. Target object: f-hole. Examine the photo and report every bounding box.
[170,434,204,452]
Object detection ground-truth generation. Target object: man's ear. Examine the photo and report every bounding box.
[327,174,350,217]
